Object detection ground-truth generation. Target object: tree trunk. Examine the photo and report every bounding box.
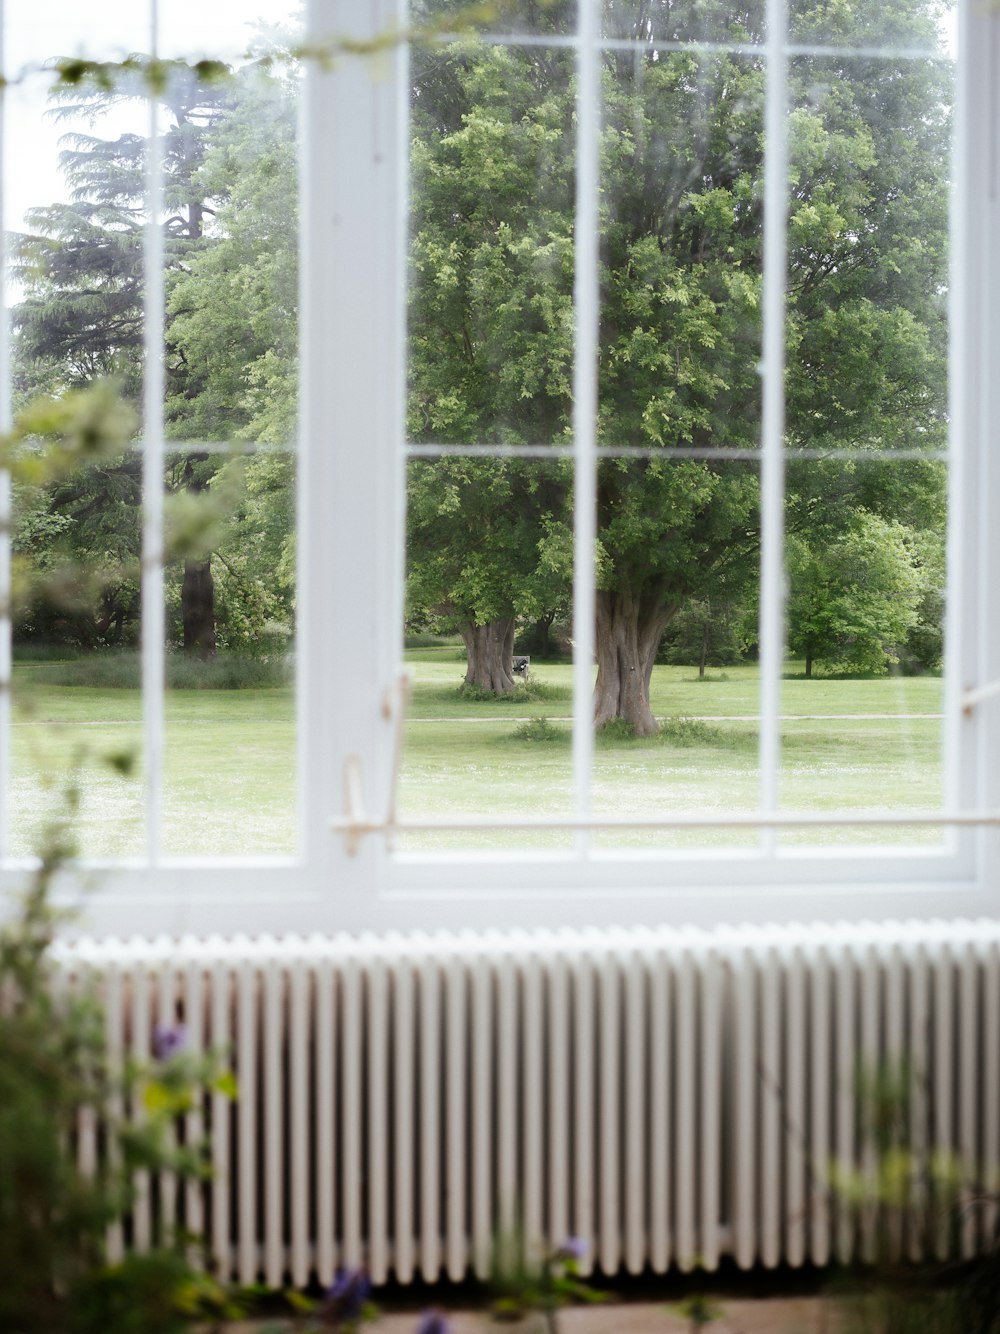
[593,588,674,735]
[699,620,709,680]
[534,610,556,658]
[182,559,217,657]
[805,649,813,679]
[462,617,516,693]
[179,450,217,655]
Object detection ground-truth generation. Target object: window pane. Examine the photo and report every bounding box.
[591,46,763,850]
[10,639,145,858]
[160,56,299,858]
[598,51,764,449]
[789,0,951,53]
[410,0,577,39]
[6,5,150,859]
[603,0,765,48]
[408,41,574,447]
[780,458,946,847]
[779,44,951,849]
[786,55,951,456]
[591,458,760,850]
[399,457,574,851]
[159,0,294,62]
[8,22,300,863]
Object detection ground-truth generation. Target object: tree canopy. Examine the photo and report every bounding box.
[406,0,950,721]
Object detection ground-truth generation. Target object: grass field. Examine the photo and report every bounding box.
[8,651,945,858]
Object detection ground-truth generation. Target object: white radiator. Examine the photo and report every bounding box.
[55,920,1000,1288]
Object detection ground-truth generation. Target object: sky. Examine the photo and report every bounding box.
[3,0,300,232]
[1,0,957,237]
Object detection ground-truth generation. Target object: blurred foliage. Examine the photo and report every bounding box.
[0,809,240,1333]
[832,1059,1000,1334]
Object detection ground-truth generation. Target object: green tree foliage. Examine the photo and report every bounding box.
[785,456,947,676]
[11,66,235,655]
[405,0,950,723]
[164,66,298,653]
[657,591,756,677]
[14,67,233,396]
[786,511,923,675]
[407,458,573,689]
[406,33,576,690]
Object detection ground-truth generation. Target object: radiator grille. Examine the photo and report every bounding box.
[56,920,1000,1287]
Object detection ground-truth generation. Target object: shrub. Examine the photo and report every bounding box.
[595,716,755,751]
[658,716,717,747]
[457,679,570,705]
[595,717,641,744]
[510,717,569,745]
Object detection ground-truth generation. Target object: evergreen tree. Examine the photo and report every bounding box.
[12,65,233,654]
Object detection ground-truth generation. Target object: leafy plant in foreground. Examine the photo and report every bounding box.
[490,1235,605,1331]
[0,809,239,1332]
[831,1060,1000,1334]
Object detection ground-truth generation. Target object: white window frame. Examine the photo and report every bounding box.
[1,0,999,940]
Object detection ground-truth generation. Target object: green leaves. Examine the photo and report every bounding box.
[786,511,926,675]
[2,382,137,487]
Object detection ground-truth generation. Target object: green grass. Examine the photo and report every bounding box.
[11,667,295,859]
[8,654,945,858]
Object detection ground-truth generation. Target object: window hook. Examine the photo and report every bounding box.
[337,671,411,855]
[961,680,1000,715]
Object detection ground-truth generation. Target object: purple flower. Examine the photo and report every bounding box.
[153,1022,189,1061]
[415,1312,450,1334]
[322,1267,371,1326]
[557,1236,587,1262]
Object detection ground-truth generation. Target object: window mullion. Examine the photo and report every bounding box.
[141,0,166,865]
[943,0,971,852]
[571,0,601,855]
[0,0,9,864]
[969,9,1000,874]
[758,0,790,856]
[303,0,405,884]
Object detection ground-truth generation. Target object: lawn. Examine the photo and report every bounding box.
[8,654,944,858]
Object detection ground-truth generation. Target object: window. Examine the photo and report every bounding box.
[1,0,997,939]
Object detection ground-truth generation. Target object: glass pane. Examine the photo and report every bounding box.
[603,0,765,48]
[159,0,296,62]
[592,46,762,850]
[160,54,299,857]
[780,459,946,847]
[399,457,574,851]
[411,0,576,39]
[789,0,951,54]
[780,43,951,849]
[408,41,575,447]
[10,560,145,860]
[598,51,764,450]
[786,55,952,457]
[6,4,150,860]
[591,459,760,850]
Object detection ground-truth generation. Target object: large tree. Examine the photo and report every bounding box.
[406,457,572,691]
[407,35,577,690]
[407,0,950,728]
[12,65,234,654]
